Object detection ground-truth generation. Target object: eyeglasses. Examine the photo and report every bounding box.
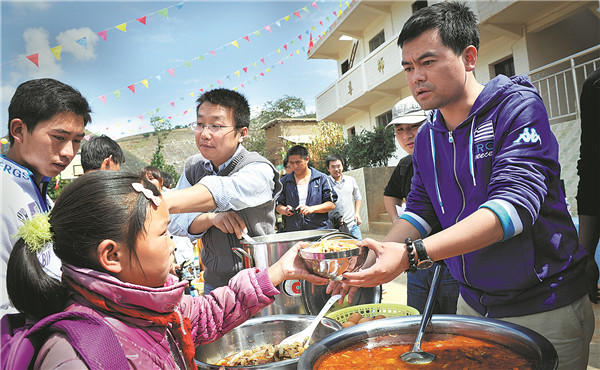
[189,122,236,133]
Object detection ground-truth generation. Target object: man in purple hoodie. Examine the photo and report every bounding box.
[335,2,594,368]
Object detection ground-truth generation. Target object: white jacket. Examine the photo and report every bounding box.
[1,155,61,315]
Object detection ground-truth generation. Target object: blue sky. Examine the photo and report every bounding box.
[1,0,343,139]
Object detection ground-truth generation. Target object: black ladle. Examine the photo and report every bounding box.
[401,264,442,364]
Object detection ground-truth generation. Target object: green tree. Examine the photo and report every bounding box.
[150,116,171,169]
[344,125,396,169]
[307,121,345,173]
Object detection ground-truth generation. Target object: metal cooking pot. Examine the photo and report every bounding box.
[298,315,558,370]
[235,230,338,316]
[195,314,342,369]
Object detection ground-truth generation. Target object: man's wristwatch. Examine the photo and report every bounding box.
[413,239,434,270]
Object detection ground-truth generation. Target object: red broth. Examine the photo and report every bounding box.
[315,333,534,370]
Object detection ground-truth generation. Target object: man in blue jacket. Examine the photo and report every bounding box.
[334,2,594,368]
[276,145,336,231]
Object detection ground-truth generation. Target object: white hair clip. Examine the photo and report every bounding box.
[132,182,161,207]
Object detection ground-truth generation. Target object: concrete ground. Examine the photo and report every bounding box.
[362,232,600,369]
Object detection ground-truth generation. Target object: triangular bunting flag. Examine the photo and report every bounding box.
[209,50,216,57]
[98,30,107,41]
[254,76,258,80]
[266,68,270,72]
[84,134,92,141]
[264,25,272,33]
[156,75,162,81]
[283,44,288,50]
[175,2,184,10]
[235,71,240,77]
[241,83,244,88]
[243,67,248,73]
[217,80,222,85]
[198,55,205,61]
[170,101,175,107]
[294,11,300,18]
[254,30,261,37]
[333,11,337,16]
[128,84,135,93]
[50,45,62,61]
[303,6,309,13]
[308,32,314,54]
[260,58,265,64]
[231,40,239,48]
[290,40,295,45]
[298,35,302,41]
[99,95,107,104]
[279,60,284,65]
[277,48,281,54]
[189,92,194,97]
[76,37,87,49]
[200,88,204,92]
[26,53,39,67]
[320,20,323,26]
[233,87,237,91]
[243,35,250,42]
[158,8,168,18]
[184,61,191,68]
[116,23,127,32]
[311,2,318,9]
[138,115,144,120]
[284,15,290,22]
[275,21,281,28]
[137,16,147,25]
[252,62,257,67]
[141,79,149,88]
[113,90,121,99]
[296,50,300,54]
[167,68,174,77]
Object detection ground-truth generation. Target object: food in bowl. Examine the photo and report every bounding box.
[216,341,305,366]
[314,333,534,369]
[303,239,359,253]
[341,312,387,328]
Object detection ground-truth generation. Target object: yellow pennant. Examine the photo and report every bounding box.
[141,79,149,88]
[113,90,121,99]
[266,68,271,73]
[50,45,62,61]
[277,48,281,53]
[235,71,240,77]
[189,92,194,97]
[284,15,290,22]
[116,23,127,32]
[231,40,239,48]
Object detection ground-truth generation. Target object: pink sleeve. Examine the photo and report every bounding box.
[179,268,279,346]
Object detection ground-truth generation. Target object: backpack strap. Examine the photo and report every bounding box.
[2,311,129,370]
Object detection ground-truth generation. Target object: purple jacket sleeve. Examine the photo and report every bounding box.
[179,268,279,346]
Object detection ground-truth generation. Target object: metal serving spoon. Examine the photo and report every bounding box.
[401,264,442,365]
[278,294,342,353]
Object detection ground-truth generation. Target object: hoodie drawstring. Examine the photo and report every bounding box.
[469,116,477,187]
[429,114,445,215]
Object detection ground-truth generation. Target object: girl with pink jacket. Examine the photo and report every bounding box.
[6,171,327,369]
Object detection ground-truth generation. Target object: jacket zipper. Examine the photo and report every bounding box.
[448,131,470,287]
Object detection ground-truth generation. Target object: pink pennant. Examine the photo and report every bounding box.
[298,35,302,41]
[26,53,39,67]
[167,68,174,77]
[260,72,264,76]
[283,44,288,51]
[200,88,204,92]
[260,58,265,64]
[243,67,248,73]
[241,83,244,88]
[170,101,175,107]
[168,116,172,120]
[320,21,323,26]
[128,84,135,93]
[137,16,147,25]
[311,2,318,9]
[294,11,300,18]
[264,25,272,33]
[333,11,337,16]
[217,80,222,85]
[209,50,216,57]
[97,30,107,41]
[279,60,284,65]
[243,35,250,42]
[183,110,188,115]
[99,95,107,104]
[138,115,144,120]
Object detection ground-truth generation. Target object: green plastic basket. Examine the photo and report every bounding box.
[326,303,419,324]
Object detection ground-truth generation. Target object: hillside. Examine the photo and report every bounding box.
[117,127,199,175]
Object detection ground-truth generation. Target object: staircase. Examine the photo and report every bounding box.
[368,211,394,236]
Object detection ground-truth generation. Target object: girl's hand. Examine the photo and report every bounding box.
[267,242,329,286]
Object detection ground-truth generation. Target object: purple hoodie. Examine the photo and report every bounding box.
[401,74,588,318]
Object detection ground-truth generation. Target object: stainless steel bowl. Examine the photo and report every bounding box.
[195,314,342,369]
[298,240,368,280]
[298,315,558,370]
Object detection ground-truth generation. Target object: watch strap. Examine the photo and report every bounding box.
[413,239,430,263]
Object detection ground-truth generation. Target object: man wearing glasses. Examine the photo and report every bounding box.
[165,88,282,295]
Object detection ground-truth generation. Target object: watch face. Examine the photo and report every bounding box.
[417,259,434,270]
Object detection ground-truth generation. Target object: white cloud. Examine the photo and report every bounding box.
[1,85,16,104]
[10,1,52,12]
[56,28,100,62]
[21,27,63,78]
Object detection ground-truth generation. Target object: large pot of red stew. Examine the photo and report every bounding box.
[297,315,557,370]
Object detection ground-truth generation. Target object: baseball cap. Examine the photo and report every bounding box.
[385,96,428,128]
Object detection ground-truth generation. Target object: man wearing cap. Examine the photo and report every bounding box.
[383,96,460,314]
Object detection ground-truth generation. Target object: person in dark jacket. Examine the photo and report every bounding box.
[332,3,594,368]
[276,145,337,231]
